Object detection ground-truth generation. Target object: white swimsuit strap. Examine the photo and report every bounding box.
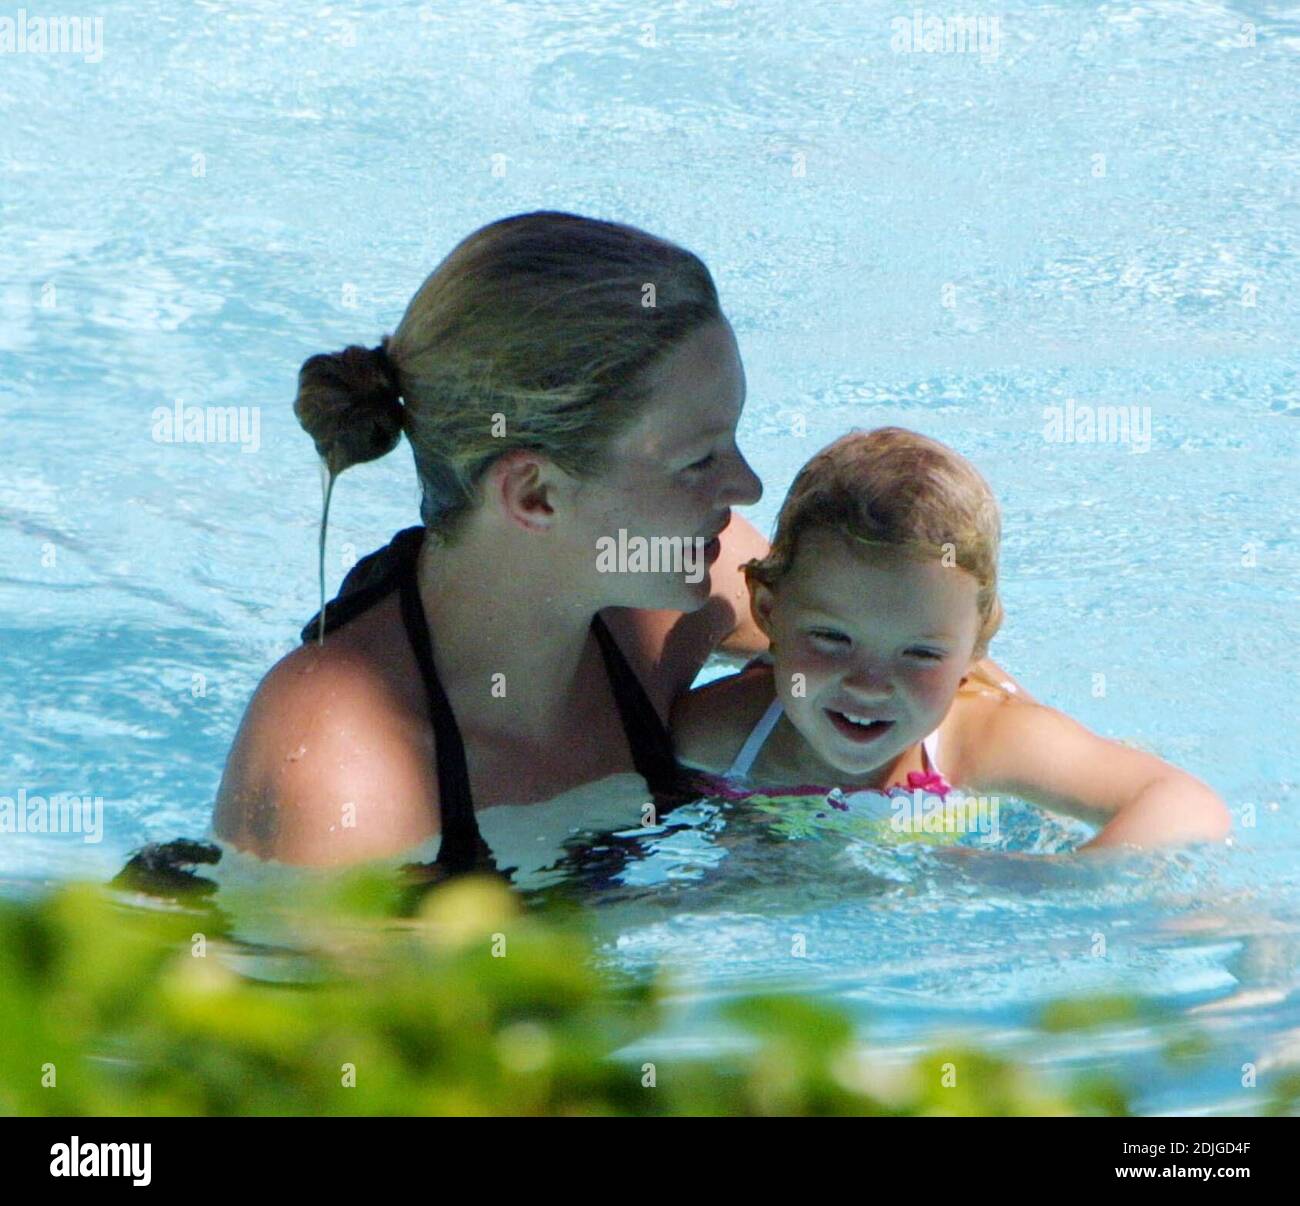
[726,697,784,780]
[921,728,942,776]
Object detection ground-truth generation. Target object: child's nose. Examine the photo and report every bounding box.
[843,664,893,699]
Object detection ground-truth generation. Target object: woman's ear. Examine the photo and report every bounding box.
[488,448,563,533]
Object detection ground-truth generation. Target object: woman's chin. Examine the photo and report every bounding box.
[677,570,714,609]
[607,567,714,614]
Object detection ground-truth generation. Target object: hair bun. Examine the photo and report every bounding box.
[294,338,405,475]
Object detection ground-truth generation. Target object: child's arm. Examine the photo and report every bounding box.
[955,699,1231,850]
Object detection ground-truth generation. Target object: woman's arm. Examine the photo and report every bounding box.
[957,699,1231,849]
[712,512,770,656]
[603,510,771,708]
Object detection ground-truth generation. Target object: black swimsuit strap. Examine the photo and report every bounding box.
[396,562,499,876]
[590,614,683,798]
[301,526,425,644]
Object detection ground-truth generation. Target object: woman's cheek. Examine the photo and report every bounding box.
[668,484,710,534]
[617,472,687,535]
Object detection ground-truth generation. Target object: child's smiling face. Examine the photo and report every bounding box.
[751,528,981,783]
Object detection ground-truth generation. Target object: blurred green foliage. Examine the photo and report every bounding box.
[0,873,1286,1116]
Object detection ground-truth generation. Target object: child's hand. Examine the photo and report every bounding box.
[929,844,1115,892]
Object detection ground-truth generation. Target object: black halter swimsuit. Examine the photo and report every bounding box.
[301,527,686,879]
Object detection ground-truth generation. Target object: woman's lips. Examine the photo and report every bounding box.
[825,709,895,744]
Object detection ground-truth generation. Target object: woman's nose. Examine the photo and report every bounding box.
[722,448,763,507]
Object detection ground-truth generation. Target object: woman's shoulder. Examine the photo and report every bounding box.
[213,596,440,864]
[669,660,775,775]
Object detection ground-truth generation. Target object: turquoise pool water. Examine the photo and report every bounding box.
[2,0,1298,1113]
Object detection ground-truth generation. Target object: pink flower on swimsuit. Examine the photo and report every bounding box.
[904,769,952,798]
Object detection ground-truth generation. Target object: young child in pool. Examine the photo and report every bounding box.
[671,428,1230,851]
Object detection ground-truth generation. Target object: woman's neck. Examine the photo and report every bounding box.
[413,524,605,745]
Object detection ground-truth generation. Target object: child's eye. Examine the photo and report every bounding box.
[907,648,945,661]
[810,629,850,647]
[683,453,717,472]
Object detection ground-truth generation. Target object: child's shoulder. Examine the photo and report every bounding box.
[670,661,777,775]
[938,679,1037,785]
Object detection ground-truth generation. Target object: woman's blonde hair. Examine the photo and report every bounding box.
[293,211,722,541]
[745,427,1006,663]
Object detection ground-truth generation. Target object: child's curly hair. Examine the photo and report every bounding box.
[744,427,1005,663]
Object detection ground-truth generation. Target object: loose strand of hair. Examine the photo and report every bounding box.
[315,456,338,646]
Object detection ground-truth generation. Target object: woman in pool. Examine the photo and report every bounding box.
[213,212,1028,875]
[671,428,1231,850]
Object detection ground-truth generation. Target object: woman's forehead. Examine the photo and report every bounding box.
[623,322,745,447]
